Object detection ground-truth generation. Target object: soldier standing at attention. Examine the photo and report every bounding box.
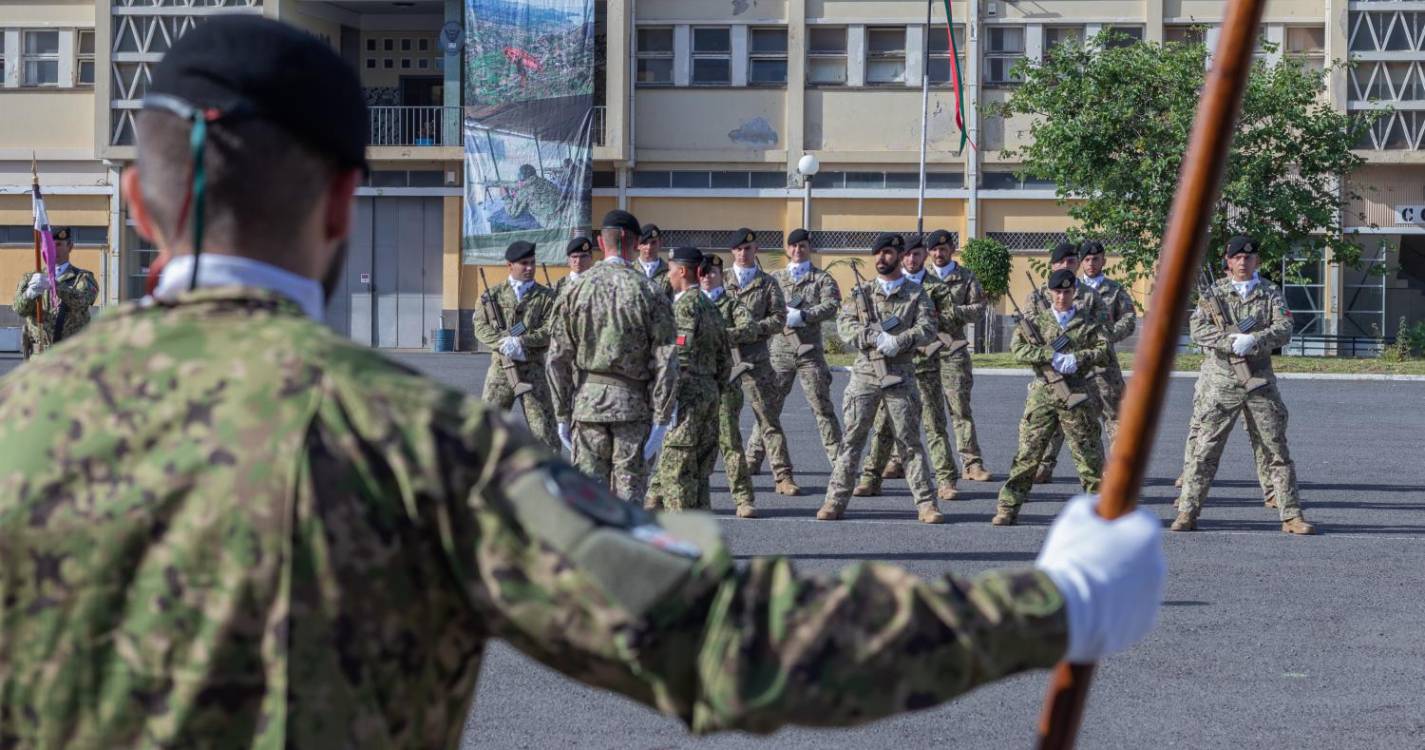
[726,228,798,496]
[646,246,730,512]
[995,269,1110,527]
[472,240,559,450]
[636,223,673,300]
[701,255,761,518]
[12,226,100,359]
[1172,236,1316,534]
[1032,242,1108,484]
[548,209,678,504]
[552,234,595,301]
[0,18,1166,746]
[818,233,947,524]
[926,229,992,480]
[746,227,843,469]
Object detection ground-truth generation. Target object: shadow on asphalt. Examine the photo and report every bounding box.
[733,550,1037,563]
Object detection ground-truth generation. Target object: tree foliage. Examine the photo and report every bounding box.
[997,32,1373,283]
[960,237,1011,300]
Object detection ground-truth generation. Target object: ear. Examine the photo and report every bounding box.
[322,168,363,243]
[122,165,162,245]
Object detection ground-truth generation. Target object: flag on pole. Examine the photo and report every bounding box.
[942,0,975,151]
[32,182,60,310]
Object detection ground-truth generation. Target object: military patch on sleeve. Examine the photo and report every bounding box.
[787,293,804,308]
[543,463,632,528]
[1050,334,1071,352]
[1235,315,1258,333]
[881,315,902,332]
[676,333,689,346]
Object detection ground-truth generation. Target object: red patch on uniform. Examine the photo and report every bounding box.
[676,334,687,346]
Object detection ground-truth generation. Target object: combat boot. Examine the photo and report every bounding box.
[815,502,844,521]
[1264,492,1278,509]
[937,481,960,501]
[775,477,801,496]
[1033,465,1054,484]
[1282,516,1317,535]
[852,478,881,497]
[962,463,992,482]
[1170,511,1197,532]
[736,504,759,519]
[882,458,905,479]
[990,508,1018,526]
[917,502,948,524]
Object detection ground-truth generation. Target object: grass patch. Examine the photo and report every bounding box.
[824,351,1425,375]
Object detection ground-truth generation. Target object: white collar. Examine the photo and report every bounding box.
[1053,306,1077,327]
[604,256,629,267]
[567,270,581,281]
[786,260,811,278]
[732,264,758,285]
[703,286,725,301]
[674,289,688,303]
[152,254,325,322]
[54,262,72,276]
[1081,273,1106,289]
[877,276,906,295]
[1231,274,1260,299]
[905,269,927,285]
[640,259,660,277]
[932,261,957,279]
[509,276,534,300]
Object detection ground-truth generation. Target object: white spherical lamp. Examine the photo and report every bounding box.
[797,153,821,176]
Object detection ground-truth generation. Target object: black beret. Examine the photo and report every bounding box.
[926,229,955,248]
[565,236,593,255]
[51,227,72,242]
[731,228,757,248]
[787,228,811,245]
[1048,268,1077,290]
[145,16,367,170]
[905,234,927,252]
[703,254,724,270]
[1079,240,1105,256]
[1050,242,1079,263]
[505,240,536,262]
[670,246,703,264]
[1226,235,1259,256]
[872,233,905,253]
[601,210,640,234]
[639,223,661,242]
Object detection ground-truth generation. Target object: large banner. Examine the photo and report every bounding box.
[463,0,593,263]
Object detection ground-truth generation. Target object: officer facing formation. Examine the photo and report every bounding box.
[472,240,559,450]
[636,223,673,300]
[553,234,595,301]
[11,226,99,359]
[0,19,1168,747]
[700,255,762,518]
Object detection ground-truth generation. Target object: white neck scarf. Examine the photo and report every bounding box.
[905,269,926,285]
[932,261,957,280]
[152,254,325,322]
[1081,273,1106,290]
[640,259,660,278]
[1231,273,1260,300]
[604,256,628,267]
[787,260,811,281]
[733,265,758,288]
[877,276,905,296]
[703,286,725,302]
[509,276,534,302]
[674,289,688,303]
[1053,306,1077,329]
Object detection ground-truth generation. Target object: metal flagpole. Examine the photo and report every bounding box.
[916,0,932,235]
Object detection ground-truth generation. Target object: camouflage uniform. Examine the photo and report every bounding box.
[709,290,759,510]
[508,174,563,227]
[997,306,1110,516]
[747,262,842,466]
[639,257,675,301]
[12,264,100,359]
[548,258,677,503]
[647,290,731,511]
[1179,370,1275,502]
[822,279,941,517]
[726,266,791,482]
[1176,278,1304,522]
[1031,281,1108,476]
[0,285,1070,747]
[472,279,559,450]
[1039,276,1135,467]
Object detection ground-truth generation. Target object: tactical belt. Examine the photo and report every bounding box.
[583,371,649,390]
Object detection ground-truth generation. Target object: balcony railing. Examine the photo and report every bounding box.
[368,106,461,147]
[593,105,607,147]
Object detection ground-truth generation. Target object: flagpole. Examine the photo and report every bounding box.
[916,0,932,235]
[31,155,43,327]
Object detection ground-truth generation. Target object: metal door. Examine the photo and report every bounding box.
[325,196,443,348]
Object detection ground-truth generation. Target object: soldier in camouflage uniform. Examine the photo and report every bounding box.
[645,246,731,512]
[1177,355,1277,507]
[635,223,674,301]
[994,269,1110,526]
[726,229,799,496]
[700,256,761,517]
[818,233,947,524]
[551,235,595,302]
[0,21,1169,747]
[507,163,564,228]
[472,240,559,450]
[11,226,100,359]
[1172,236,1316,534]
[746,227,842,468]
[548,209,678,504]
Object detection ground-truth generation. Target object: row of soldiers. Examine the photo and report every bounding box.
[475,211,1315,533]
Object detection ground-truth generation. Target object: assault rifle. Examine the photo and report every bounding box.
[1196,265,1269,393]
[1028,270,1107,382]
[850,264,904,389]
[541,262,553,288]
[477,267,534,399]
[919,277,970,358]
[782,289,818,357]
[1007,290,1089,409]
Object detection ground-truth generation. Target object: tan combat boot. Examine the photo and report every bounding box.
[991,508,1018,526]
[1170,512,1197,532]
[962,463,992,482]
[917,502,948,524]
[852,478,881,497]
[775,477,802,496]
[816,502,844,521]
[882,458,905,479]
[735,504,759,519]
[1282,516,1317,535]
[937,481,960,501]
[1033,465,1054,484]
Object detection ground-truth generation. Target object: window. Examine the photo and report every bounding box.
[691,27,731,85]
[367,39,376,52]
[807,27,848,85]
[401,39,411,52]
[1044,26,1083,57]
[927,25,966,84]
[866,27,906,85]
[1102,26,1144,49]
[636,27,673,85]
[1286,27,1326,71]
[984,27,1024,85]
[749,28,787,85]
[1164,26,1207,46]
[22,30,61,87]
[77,29,95,85]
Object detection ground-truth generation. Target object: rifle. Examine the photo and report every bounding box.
[782,289,817,357]
[1030,270,1107,381]
[477,267,534,399]
[1195,265,1269,393]
[849,264,904,389]
[1007,291,1089,409]
[919,277,970,358]
[540,262,554,288]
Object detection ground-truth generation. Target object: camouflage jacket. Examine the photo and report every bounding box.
[1031,281,1108,328]
[547,259,678,425]
[1084,276,1137,349]
[1190,277,1293,384]
[1011,305,1111,393]
[673,290,731,384]
[472,279,556,367]
[837,278,937,380]
[0,285,1068,748]
[509,176,563,227]
[11,264,100,356]
[639,258,674,301]
[927,262,987,338]
[725,266,786,362]
[769,264,840,358]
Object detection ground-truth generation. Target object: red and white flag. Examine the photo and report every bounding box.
[32,182,60,309]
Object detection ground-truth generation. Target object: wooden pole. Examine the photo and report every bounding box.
[1032,0,1268,746]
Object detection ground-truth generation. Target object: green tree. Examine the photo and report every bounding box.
[997,32,1373,284]
[960,237,1011,300]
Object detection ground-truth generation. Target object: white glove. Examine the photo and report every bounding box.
[557,422,573,453]
[499,336,527,362]
[1230,333,1257,356]
[644,422,671,461]
[25,274,49,298]
[1036,495,1166,664]
[1051,351,1079,375]
[785,307,805,328]
[875,331,899,356]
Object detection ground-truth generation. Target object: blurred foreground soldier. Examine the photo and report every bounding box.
[0,18,1168,748]
[473,240,558,449]
[552,234,595,300]
[12,226,99,359]
[549,209,677,503]
[819,233,946,524]
[1032,242,1108,483]
[1172,236,1315,534]
[702,256,760,517]
[636,223,673,300]
[646,246,729,512]
[747,227,842,467]
[995,269,1109,526]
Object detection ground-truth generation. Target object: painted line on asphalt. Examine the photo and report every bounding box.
[828,365,1425,382]
[716,516,1425,540]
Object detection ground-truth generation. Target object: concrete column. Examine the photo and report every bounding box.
[1326,0,1348,112]
[57,30,75,88]
[3,30,20,88]
[604,0,630,161]
[1264,24,1284,65]
[673,25,691,86]
[107,165,122,305]
[785,0,807,188]
[847,25,866,87]
[731,25,748,86]
[906,24,925,88]
[1145,0,1164,43]
[1085,22,1103,45]
[1205,25,1221,60]
[1026,24,1043,64]
[443,0,462,146]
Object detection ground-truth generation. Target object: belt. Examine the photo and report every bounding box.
[583,371,649,390]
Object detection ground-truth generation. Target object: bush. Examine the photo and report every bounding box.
[1382,317,1425,361]
[961,237,1011,301]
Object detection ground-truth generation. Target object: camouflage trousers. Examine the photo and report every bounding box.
[1180,374,1273,500]
[718,381,757,508]
[860,369,959,485]
[647,379,720,511]
[482,360,560,451]
[748,350,842,466]
[740,357,794,480]
[1177,380,1301,521]
[573,420,650,504]
[1039,356,1122,472]
[824,368,935,511]
[998,384,1104,511]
